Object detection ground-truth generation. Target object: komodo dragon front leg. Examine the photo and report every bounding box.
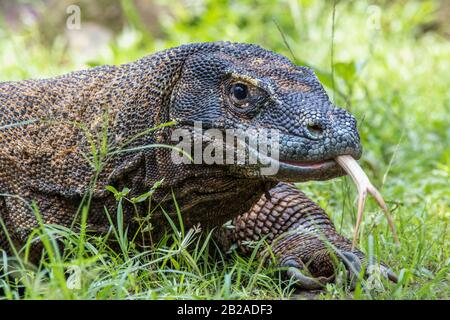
[216,183,397,289]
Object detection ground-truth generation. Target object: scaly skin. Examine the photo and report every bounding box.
[0,42,391,288]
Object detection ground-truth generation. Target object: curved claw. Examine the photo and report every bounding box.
[338,251,399,286]
[385,268,399,283]
[282,258,334,290]
[339,251,362,290]
[372,264,399,283]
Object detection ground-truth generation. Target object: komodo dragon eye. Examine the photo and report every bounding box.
[227,80,268,116]
[231,83,248,101]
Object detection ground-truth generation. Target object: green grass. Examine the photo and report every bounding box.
[0,0,449,299]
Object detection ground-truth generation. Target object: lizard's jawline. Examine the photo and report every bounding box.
[271,158,342,182]
[245,144,335,170]
[244,145,343,180]
[279,159,335,170]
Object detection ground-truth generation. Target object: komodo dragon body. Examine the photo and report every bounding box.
[0,42,394,289]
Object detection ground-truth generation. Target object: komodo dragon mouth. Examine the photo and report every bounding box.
[280,159,335,169]
[279,159,337,176]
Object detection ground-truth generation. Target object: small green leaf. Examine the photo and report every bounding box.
[105,185,119,195]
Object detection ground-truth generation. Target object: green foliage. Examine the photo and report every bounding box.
[0,0,448,299]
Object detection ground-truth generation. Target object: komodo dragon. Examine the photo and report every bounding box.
[0,42,397,289]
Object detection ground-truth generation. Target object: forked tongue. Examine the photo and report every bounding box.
[335,155,399,249]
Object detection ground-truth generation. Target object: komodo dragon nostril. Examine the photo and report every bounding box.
[305,120,324,139]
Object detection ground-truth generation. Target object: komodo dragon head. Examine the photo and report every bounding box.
[167,42,362,183]
[162,42,396,270]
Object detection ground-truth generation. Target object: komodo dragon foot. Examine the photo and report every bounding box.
[216,182,397,290]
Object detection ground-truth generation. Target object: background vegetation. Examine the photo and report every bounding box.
[0,0,448,299]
